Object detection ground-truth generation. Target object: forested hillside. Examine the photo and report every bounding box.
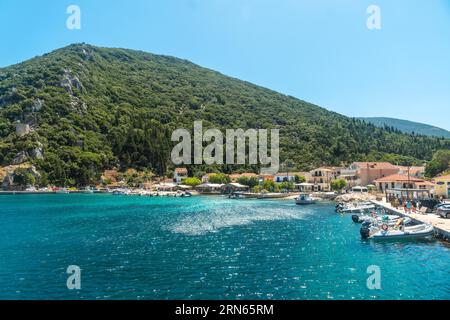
[0,43,449,186]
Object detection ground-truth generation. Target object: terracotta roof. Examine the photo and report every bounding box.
[415,181,435,186]
[230,173,258,179]
[396,166,425,174]
[374,174,426,183]
[275,172,308,176]
[353,162,398,170]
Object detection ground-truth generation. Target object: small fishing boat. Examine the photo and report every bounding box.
[81,186,94,194]
[360,223,434,240]
[112,189,126,195]
[295,193,318,205]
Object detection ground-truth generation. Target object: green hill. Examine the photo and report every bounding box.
[359,117,450,138]
[0,43,449,186]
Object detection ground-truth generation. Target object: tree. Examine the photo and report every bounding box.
[262,180,279,193]
[237,176,259,188]
[208,173,230,184]
[279,181,294,191]
[425,149,450,177]
[294,175,306,183]
[13,168,36,189]
[330,179,347,191]
[183,177,201,187]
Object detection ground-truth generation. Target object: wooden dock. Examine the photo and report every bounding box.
[372,199,450,241]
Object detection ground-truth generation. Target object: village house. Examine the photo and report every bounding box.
[196,183,223,194]
[397,166,426,178]
[221,182,249,194]
[274,171,309,183]
[173,168,188,183]
[341,162,400,187]
[374,174,434,199]
[308,167,336,191]
[434,174,450,199]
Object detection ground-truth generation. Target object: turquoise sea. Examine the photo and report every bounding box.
[0,194,449,300]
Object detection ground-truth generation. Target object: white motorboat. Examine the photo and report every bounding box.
[81,187,94,194]
[295,193,318,205]
[352,213,411,225]
[337,202,375,213]
[360,223,434,240]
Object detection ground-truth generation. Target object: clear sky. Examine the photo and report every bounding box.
[1,0,449,130]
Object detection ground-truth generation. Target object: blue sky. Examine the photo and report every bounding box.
[1,0,449,130]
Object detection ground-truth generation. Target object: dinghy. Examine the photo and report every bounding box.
[360,223,434,240]
[352,213,411,225]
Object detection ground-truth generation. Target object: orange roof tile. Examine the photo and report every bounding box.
[374,174,426,183]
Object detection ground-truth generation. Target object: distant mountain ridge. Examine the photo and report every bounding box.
[358,117,450,138]
[0,43,449,187]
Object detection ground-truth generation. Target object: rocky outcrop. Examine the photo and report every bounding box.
[1,165,41,190]
[60,68,84,94]
[1,174,14,190]
[30,147,44,159]
[27,165,41,180]
[12,151,29,165]
[335,193,376,203]
[31,98,44,112]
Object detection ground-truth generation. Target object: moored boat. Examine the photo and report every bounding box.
[352,213,410,224]
[295,193,318,205]
[360,223,434,240]
[337,202,376,213]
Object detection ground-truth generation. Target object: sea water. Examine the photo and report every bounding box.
[0,194,448,300]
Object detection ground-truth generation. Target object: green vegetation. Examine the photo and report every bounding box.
[208,173,230,184]
[0,44,449,186]
[279,181,294,191]
[425,149,450,177]
[236,176,259,188]
[261,180,279,193]
[294,175,306,183]
[330,179,347,191]
[183,177,201,187]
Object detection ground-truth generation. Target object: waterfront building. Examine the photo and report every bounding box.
[221,183,249,194]
[196,183,224,194]
[397,166,426,178]
[341,162,400,187]
[374,174,434,199]
[174,168,188,183]
[434,174,450,199]
[308,167,335,191]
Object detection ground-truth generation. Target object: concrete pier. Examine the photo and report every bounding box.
[372,199,450,241]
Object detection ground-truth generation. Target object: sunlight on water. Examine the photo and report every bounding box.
[168,199,312,235]
[0,194,449,300]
